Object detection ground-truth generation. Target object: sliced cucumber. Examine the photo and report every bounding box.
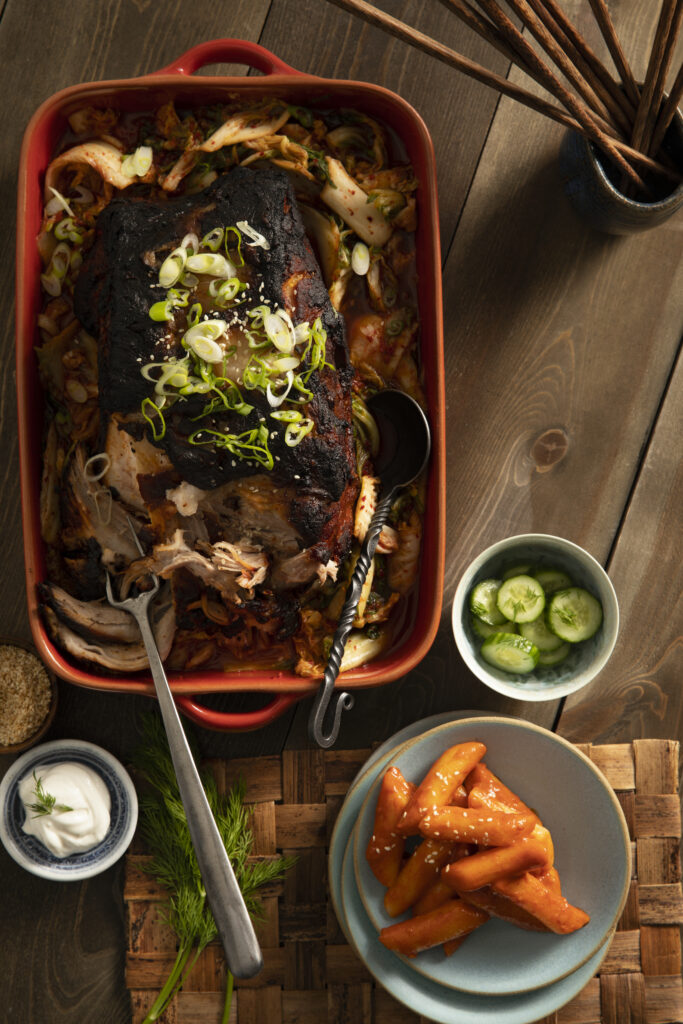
[537,642,571,666]
[502,562,532,580]
[481,633,539,674]
[519,616,564,652]
[547,588,603,642]
[534,567,573,594]
[471,615,517,639]
[469,579,507,625]
[496,575,546,623]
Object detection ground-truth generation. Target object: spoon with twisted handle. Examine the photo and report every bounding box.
[309,390,431,748]
[106,522,263,979]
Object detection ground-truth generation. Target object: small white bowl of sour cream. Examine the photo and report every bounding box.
[0,739,137,880]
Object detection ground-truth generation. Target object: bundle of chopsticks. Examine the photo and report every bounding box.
[324,0,683,195]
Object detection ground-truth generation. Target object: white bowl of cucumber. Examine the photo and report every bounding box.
[452,534,619,701]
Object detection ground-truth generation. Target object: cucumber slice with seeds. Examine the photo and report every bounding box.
[547,588,603,642]
[537,642,571,666]
[469,579,507,625]
[496,575,546,623]
[534,568,573,594]
[519,615,564,652]
[471,615,517,639]
[481,633,539,674]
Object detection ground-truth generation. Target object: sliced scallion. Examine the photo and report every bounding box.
[224,225,244,266]
[149,301,173,321]
[180,232,199,255]
[270,409,302,423]
[266,370,294,408]
[236,220,270,250]
[159,247,187,288]
[200,227,224,252]
[186,252,236,278]
[271,355,300,373]
[264,311,295,353]
[187,303,203,328]
[54,217,83,244]
[167,287,190,308]
[285,418,314,447]
[209,278,246,307]
[141,397,166,441]
[121,145,153,178]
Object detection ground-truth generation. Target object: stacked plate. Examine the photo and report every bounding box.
[328,713,631,1024]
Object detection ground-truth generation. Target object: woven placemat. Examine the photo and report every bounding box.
[125,740,683,1023]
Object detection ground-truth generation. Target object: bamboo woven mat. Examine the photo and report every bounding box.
[124,740,683,1024]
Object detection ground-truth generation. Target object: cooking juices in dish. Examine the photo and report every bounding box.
[19,762,111,857]
[34,100,425,676]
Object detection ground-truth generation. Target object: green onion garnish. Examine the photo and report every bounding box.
[141,397,166,441]
[159,247,187,288]
[200,227,224,252]
[186,252,236,278]
[285,418,314,447]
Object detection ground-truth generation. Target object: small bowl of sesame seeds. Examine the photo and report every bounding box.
[0,638,57,755]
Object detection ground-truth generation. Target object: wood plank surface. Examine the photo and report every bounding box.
[0,0,681,1020]
[558,344,683,745]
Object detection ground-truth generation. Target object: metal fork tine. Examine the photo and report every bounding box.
[105,519,159,609]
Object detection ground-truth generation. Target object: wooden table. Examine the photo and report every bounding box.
[0,0,680,1020]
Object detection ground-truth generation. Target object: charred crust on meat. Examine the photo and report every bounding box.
[75,165,358,550]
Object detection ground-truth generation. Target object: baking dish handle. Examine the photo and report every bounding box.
[150,39,301,78]
[175,691,303,732]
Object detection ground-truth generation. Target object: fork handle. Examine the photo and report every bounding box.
[135,608,263,979]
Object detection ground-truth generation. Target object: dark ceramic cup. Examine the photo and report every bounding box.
[559,104,683,235]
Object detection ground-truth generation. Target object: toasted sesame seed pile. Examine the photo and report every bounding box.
[0,645,52,746]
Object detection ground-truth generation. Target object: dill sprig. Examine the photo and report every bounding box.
[132,713,294,1024]
[27,771,73,817]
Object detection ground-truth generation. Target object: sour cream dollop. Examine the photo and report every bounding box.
[19,762,111,858]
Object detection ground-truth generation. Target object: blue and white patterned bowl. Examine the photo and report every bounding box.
[452,534,619,701]
[0,739,137,880]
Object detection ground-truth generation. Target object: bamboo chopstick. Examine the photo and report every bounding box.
[586,0,641,108]
[649,59,683,158]
[437,0,535,73]
[644,0,683,155]
[631,0,678,153]
[499,0,625,133]
[323,0,678,186]
[472,0,645,188]
[325,0,584,128]
[530,0,635,125]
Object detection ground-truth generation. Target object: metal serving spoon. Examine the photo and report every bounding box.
[309,389,431,749]
[106,526,263,980]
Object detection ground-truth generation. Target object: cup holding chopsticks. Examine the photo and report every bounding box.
[559,98,683,235]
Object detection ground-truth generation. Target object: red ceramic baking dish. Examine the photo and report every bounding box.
[16,39,445,731]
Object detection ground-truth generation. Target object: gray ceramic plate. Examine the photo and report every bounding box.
[340,821,614,1024]
[351,716,630,996]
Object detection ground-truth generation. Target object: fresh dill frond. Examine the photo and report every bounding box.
[132,712,294,1024]
[27,771,73,818]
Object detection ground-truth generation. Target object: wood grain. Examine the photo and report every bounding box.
[558,342,683,744]
[0,0,681,1020]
